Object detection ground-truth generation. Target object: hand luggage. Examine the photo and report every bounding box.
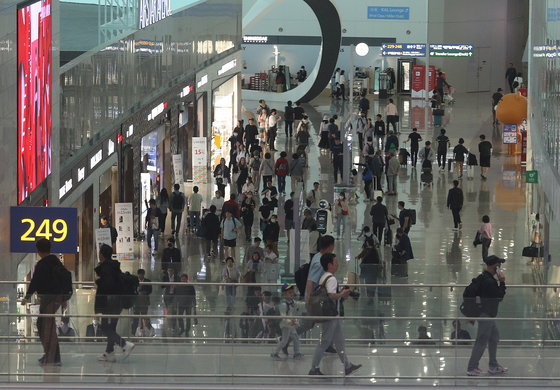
[373,176,383,199]
[384,227,392,246]
[522,244,542,257]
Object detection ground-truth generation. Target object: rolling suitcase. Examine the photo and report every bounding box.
[373,176,383,199]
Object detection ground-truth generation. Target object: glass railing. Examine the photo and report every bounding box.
[1,282,560,386]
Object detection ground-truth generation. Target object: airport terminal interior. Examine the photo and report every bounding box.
[2,0,560,389]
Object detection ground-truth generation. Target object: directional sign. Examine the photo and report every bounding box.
[381,43,426,57]
[429,44,473,57]
[367,6,409,20]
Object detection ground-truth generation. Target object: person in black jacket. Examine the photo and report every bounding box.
[95,244,135,362]
[100,215,118,250]
[86,317,105,342]
[467,255,507,376]
[263,215,280,256]
[22,239,64,365]
[131,269,152,334]
[447,180,464,230]
[370,196,388,243]
[161,237,181,275]
[201,205,221,257]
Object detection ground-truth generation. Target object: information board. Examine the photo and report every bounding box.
[11,207,78,253]
[502,124,518,144]
[429,44,473,57]
[367,6,409,20]
[382,43,426,57]
[115,203,134,256]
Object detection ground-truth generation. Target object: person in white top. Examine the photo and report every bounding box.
[210,190,225,214]
[513,73,523,94]
[309,253,361,376]
[266,109,280,151]
[355,111,368,152]
[385,98,399,133]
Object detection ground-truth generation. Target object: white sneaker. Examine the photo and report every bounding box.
[488,365,508,375]
[122,341,135,360]
[467,368,482,376]
[98,352,116,362]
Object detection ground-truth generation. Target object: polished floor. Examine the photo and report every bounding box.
[3,91,552,386]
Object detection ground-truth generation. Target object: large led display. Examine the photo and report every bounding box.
[17,0,51,204]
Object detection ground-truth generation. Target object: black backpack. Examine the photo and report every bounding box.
[53,262,73,302]
[120,271,139,309]
[467,153,478,166]
[172,192,185,210]
[408,209,416,225]
[294,263,310,297]
[460,274,485,318]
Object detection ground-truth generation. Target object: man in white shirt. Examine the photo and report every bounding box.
[267,109,280,151]
[385,98,399,134]
[188,186,203,232]
[309,253,361,376]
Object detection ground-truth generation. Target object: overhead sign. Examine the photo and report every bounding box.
[138,0,172,29]
[429,44,473,57]
[367,6,409,20]
[382,43,426,57]
[217,59,237,75]
[526,170,538,184]
[11,207,78,253]
[147,102,167,121]
[502,124,518,144]
[243,35,268,43]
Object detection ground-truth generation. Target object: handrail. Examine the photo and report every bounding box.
[2,280,560,289]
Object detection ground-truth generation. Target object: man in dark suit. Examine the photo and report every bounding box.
[86,317,105,342]
[131,269,152,334]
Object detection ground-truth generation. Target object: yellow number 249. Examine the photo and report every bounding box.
[21,218,68,242]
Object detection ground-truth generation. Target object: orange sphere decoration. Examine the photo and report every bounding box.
[496,93,528,124]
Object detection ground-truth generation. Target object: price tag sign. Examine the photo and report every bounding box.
[10,207,78,253]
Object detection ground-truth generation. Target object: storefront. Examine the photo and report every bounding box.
[211,74,240,167]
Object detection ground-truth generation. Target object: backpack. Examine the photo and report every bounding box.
[294,263,310,297]
[408,209,416,225]
[172,192,185,210]
[460,274,485,318]
[467,153,478,166]
[53,262,73,302]
[367,143,375,155]
[120,271,139,309]
[308,275,338,321]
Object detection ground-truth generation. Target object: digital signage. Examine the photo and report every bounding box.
[10,207,78,253]
[429,44,473,57]
[382,43,426,57]
[17,0,52,204]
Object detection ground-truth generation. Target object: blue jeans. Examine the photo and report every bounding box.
[147,228,159,251]
[277,175,286,193]
[189,211,200,229]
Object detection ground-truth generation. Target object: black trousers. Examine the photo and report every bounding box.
[358,133,364,152]
[333,162,343,183]
[101,316,125,353]
[263,175,272,191]
[451,207,461,228]
[177,305,193,335]
[364,179,372,200]
[372,223,385,242]
[437,152,446,167]
[285,121,293,136]
[411,148,418,167]
[131,305,148,334]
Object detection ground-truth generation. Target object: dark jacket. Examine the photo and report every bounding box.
[372,155,384,176]
[477,271,506,317]
[175,284,196,307]
[201,212,221,240]
[395,233,414,260]
[263,222,280,242]
[162,273,180,305]
[25,254,63,300]
[385,134,399,152]
[136,277,152,307]
[94,259,122,314]
[161,247,182,270]
[302,217,318,231]
[85,324,105,342]
[370,202,388,225]
[447,187,464,209]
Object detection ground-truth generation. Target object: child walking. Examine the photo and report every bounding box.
[270,284,304,360]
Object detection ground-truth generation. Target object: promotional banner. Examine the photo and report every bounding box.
[192,137,207,183]
[172,154,184,187]
[95,228,112,261]
[503,124,518,144]
[140,172,151,231]
[411,65,425,98]
[10,207,77,253]
[115,203,134,258]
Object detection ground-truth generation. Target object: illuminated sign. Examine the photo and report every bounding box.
[10,206,78,253]
[17,0,52,204]
[77,167,85,182]
[138,0,172,29]
[429,44,473,57]
[58,179,72,199]
[368,6,409,20]
[90,149,102,169]
[217,59,237,75]
[243,35,268,43]
[126,124,134,137]
[107,139,115,155]
[180,85,193,98]
[532,45,558,58]
[147,102,167,121]
[197,74,208,88]
[382,43,426,57]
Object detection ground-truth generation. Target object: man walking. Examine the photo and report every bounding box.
[447,180,464,231]
[284,100,295,137]
[131,269,152,334]
[331,137,344,184]
[309,253,361,376]
[95,244,135,362]
[467,255,508,376]
[505,63,517,93]
[491,88,503,125]
[370,196,388,242]
[188,186,203,233]
[169,183,186,235]
[478,134,492,180]
[404,128,422,168]
[355,111,368,152]
[22,239,67,365]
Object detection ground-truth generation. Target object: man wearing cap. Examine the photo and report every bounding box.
[467,255,508,376]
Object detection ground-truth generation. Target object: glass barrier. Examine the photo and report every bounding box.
[1,285,560,386]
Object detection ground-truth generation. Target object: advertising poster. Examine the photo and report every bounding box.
[411,65,425,98]
[503,124,518,144]
[192,137,207,183]
[115,203,134,257]
[17,0,52,204]
[140,172,151,231]
[95,228,112,261]
[172,154,184,188]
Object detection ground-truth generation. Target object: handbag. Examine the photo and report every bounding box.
[308,275,338,321]
[473,231,482,247]
[522,244,541,258]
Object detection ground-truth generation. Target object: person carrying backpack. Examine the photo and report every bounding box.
[465,255,508,376]
[274,151,290,195]
[22,238,72,366]
[169,183,186,235]
[95,244,135,362]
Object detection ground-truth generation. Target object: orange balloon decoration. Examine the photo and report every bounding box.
[496,93,528,155]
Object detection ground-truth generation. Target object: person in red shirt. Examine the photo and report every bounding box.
[222,193,241,220]
[274,151,290,195]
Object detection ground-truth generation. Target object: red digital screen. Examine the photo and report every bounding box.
[17,0,51,204]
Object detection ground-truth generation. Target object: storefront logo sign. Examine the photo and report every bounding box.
[58,179,73,199]
[77,167,85,182]
[147,102,167,121]
[243,35,268,43]
[197,74,208,88]
[107,139,115,155]
[217,59,237,76]
[90,149,102,169]
[180,85,193,98]
[126,124,134,138]
[138,0,172,30]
